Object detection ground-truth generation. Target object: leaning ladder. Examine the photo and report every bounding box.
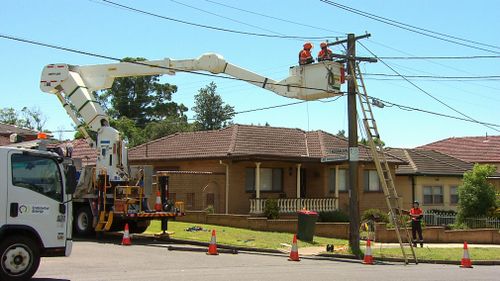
[350,62,418,264]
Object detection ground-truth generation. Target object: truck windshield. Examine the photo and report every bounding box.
[11,154,63,202]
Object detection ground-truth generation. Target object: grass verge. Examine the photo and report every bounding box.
[146,221,347,250]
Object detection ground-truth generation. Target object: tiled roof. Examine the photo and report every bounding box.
[64,139,97,166]
[129,124,404,163]
[0,123,38,136]
[417,136,500,163]
[388,148,473,176]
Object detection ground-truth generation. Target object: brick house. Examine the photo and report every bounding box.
[418,135,500,192]
[128,124,404,215]
[388,148,473,211]
[418,135,500,172]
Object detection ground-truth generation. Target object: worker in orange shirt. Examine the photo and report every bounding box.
[409,201,424,247]
[317,42,333,61]
[299,42,314,65]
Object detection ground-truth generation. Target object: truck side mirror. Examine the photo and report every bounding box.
[65,165,78,194]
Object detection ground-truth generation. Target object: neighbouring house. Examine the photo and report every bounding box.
[418,135,500,171]
[388,148,473,211]
[418,135,500,191]
[0,123,38,146]
[128,124,405,215]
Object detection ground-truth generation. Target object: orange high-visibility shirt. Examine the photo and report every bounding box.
[299,49,313,64]
[318,48,333,61]
[410,207,423,221]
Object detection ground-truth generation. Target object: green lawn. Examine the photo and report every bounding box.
[146,221,347,250]
[369,246,500,261]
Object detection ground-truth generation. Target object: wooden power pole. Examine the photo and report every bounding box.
[328,33,375,258]
[346,33,361,257]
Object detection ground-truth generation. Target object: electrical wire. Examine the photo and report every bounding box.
[99,0,337,40]
[378,55,500,60]
[369,96,500,128]
[204,0,347,35]
[320,0,500,55]
[168,0,287,37]
[363,73,500,80]
[358,41,500,133]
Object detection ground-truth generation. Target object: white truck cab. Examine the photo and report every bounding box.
[0,146,77,281]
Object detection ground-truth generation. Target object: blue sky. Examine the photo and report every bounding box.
[1,0,499,147]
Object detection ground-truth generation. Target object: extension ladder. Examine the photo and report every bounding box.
[350,62,418,264]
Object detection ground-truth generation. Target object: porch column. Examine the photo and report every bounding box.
[296,163,302,199]
[255,162,261,199]
[335,165,340,209]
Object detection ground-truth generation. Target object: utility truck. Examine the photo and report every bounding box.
[39,53,345,236]
[0,146,77,280]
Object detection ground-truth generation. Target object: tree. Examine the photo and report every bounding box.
[99,57,187,128]
[0,107,19,125]
[93,57,194,146]
[336,130,346,138]
[457,164,497,223]
[20,107,47,131]
[192,82,235,130]
[0,106,47,131]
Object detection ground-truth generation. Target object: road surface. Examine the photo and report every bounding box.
[33,240,498,281]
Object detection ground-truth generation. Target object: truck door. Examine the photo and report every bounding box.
[6,151,67,249]
[0,151,6,227]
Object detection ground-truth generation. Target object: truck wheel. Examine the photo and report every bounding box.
[75,206,94,236]
[0,235,40,281]
[129,221,151,234]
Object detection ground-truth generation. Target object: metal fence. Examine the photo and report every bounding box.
[422,211,500,229]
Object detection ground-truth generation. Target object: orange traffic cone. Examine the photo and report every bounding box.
[207,229,219,255]
[121,223,132,246]
[460,241,473,268]
[288,234,300,261]
[363,239,374,265]
[154,191,162,211]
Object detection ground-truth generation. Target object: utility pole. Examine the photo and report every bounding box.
[328,33,375,258]
[346,33,360,257]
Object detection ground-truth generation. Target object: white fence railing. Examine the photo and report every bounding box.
[249,198,337,214]
[423,211,500,229]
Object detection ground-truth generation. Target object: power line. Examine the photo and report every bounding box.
[0,33,341,94]
[320,0,500,55]
[363,73,500,80]
[204,0,346,35]
[99,0,338,40]
[359,41,500,133]
[370,96,500,128]
[168,0,286,37]
[379,55,500,60]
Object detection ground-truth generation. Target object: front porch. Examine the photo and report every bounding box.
[249,197,338,214]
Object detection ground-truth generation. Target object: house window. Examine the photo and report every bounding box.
[245,168,283,192]
[363,170,381,192]
[328,168,348,192]
[186,193,195,209]
[423,186,443,205]
[450,186,459,204]
[206,193,215,206]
